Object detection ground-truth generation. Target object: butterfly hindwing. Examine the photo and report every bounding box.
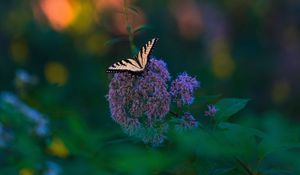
[106,58,143,73]
[106,38,159,74]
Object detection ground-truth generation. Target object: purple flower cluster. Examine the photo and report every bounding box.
[204,105,219,117]
[170,72,200,107]
[175,112,198,132]
[107,58,201,146]
[107,58,171,145]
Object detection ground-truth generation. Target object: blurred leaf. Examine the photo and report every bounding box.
[259,169,294,175]
[215,98,249,122]
[219,122,265,138]
[134,25,153,34]
[193,94,222,106]
[173,129,238,158]
[259,141,300,159]
[210,167,236,175]
[114,147,170,174]
[128,6,139,15]
[14,133,42,165]
[104,37,127,46]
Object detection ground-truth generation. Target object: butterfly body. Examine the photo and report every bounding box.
[106,38,159,74]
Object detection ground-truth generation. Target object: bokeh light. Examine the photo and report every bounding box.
[210,40,235,79]
[171,0,203,39]
[272,80,290,104]
[44,62,69,85]
[19,168,34,175]
[40,0,80,31]
[10,40,29,64]
[48,137,69,158]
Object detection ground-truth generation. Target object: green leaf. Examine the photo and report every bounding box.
[215,98,249,122]
[210,167,236,175]
[219,122,266,138]
[104,37,127,46]
[134,24,153,33]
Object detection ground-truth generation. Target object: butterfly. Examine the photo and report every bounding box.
[106,38,159,74]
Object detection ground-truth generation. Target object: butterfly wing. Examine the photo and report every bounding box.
[106,38,159,74]
[106,58,143,73]
[136,38,159,68]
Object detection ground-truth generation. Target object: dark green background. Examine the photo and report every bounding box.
[0,0,299,174]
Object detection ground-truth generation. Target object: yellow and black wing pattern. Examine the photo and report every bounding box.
[106,38,159,74]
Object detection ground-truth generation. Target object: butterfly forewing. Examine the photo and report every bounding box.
[137,38,158,67]
[106,38,158,74]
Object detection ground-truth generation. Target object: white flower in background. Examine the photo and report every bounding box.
[0,92,49,136]
[44,161,61,175]
[0,122,14,148]
[15,69,38,85]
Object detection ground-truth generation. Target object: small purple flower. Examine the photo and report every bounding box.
[170,72,200,107]
[106,58,171,145]
[204,105,219,117]
[175,112,198,132]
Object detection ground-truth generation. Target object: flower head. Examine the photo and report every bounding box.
[204,104,219,117]
[107,58,171,145]
[170,72,200,106]
[175,112,198,132]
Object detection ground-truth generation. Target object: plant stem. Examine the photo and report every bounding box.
[234,157,255,175]
[123,0,136,55]
[169,111,179,117]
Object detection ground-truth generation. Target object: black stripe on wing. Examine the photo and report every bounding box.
[106,38,159,75]
[106,68,144,74]
[106,58,143,73]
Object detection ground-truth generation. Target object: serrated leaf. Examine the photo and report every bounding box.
[134,25,153,33]
[104,37,127,46]
[215,98,249,122]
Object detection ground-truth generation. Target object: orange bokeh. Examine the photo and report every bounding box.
[171,0,203,39]
[94,0,125,11]
[40,0,79,31]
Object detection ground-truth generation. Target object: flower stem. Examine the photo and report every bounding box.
[234,157,255,175]
[123,0,136,55]
[169,111,179,117]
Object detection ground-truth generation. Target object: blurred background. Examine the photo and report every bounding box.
[0,0,300,174]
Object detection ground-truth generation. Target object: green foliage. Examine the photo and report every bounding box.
[0,0,300,174]
[215,98,249,122]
